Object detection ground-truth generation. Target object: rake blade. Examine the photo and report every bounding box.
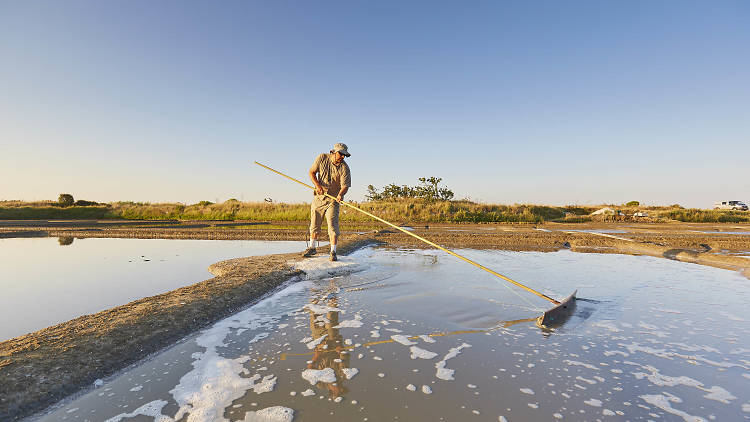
[537,290,577,328]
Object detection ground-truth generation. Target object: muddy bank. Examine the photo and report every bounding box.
[2,220,749,250]
[0,236,380,421]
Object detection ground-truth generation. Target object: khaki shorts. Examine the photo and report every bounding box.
[310,195,340,238]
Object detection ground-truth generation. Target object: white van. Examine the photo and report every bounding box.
[713,200,749,211]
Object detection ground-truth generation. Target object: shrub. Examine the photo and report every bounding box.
[58,194,74,207]
[625,201,640,207]
[366,177,454,202]
[196,200,214,206]
[74,200,99,206]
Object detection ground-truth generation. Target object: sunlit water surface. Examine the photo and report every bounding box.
[0,237,307,340]
[29,248,750,422]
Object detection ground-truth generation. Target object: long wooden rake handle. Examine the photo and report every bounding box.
[254,161,559,305]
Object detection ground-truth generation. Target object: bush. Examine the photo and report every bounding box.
[366,177,454,202]
[74,200,99,206]
[625,201,640,207]
[196,200,214,206]
[58,194,74,207]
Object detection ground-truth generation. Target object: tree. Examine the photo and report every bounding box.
[365,177,454,202]
[365,185,382,201]
[58,193,74,207]
[417,177,454,201]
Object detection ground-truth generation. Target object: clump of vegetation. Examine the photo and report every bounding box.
[657,208,750,223]
[366,177,454,202]
[74,200,99,206]
[1,196,746,224]
[625,200,640,207]
[58,194,74,207]
[55,194,100,208]
[562,206,598,215]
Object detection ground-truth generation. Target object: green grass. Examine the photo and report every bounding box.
[1,200,747,224]
[656,208,750,223]
[0,205,114,219]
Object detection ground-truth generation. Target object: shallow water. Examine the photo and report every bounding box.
[30,248,750,422]
[0,238,307,341]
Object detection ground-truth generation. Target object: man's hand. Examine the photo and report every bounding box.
[336,194,344,203]
[314,185,324,195]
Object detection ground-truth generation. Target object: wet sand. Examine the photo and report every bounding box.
[1,220,750,420]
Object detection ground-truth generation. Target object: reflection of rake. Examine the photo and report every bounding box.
[255,161,577,327]
[279,318,540,360]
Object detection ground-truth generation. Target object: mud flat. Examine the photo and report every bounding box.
[0,235,378,421]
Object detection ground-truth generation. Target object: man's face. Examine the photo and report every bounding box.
[332,151,346,164]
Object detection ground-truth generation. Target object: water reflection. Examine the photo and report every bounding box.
[305,281,351,398]
[57,236,74,246]
[0,238,307,341]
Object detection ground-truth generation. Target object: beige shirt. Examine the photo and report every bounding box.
[310,153,351,197]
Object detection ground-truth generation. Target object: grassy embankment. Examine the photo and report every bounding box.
[1,200,748,223]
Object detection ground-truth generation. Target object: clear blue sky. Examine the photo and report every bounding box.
[2,1,748,207]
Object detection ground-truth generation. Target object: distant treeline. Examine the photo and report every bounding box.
[1,199,749,223]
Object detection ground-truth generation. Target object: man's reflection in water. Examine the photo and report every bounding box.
[306,286,351,398]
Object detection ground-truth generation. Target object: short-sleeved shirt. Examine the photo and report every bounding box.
[310,153,351,197]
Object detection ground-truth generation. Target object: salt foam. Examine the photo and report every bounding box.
[410,346,438,359]
[107,281,309,422]
[241,406,294,422]
[104,400,169,422]
[302,368,336,385]
[435,343,472,380]
[292,256,366,280]
[334,319,363,328]
[392,335,417,345]
[342,367,359,380]
[640,393,707,422]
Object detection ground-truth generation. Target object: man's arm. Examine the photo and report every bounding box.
[337,164,351,202]
[336,186,348,202]
[309,168,324,195]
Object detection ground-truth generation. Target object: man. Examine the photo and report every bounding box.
[302,142,351,261]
